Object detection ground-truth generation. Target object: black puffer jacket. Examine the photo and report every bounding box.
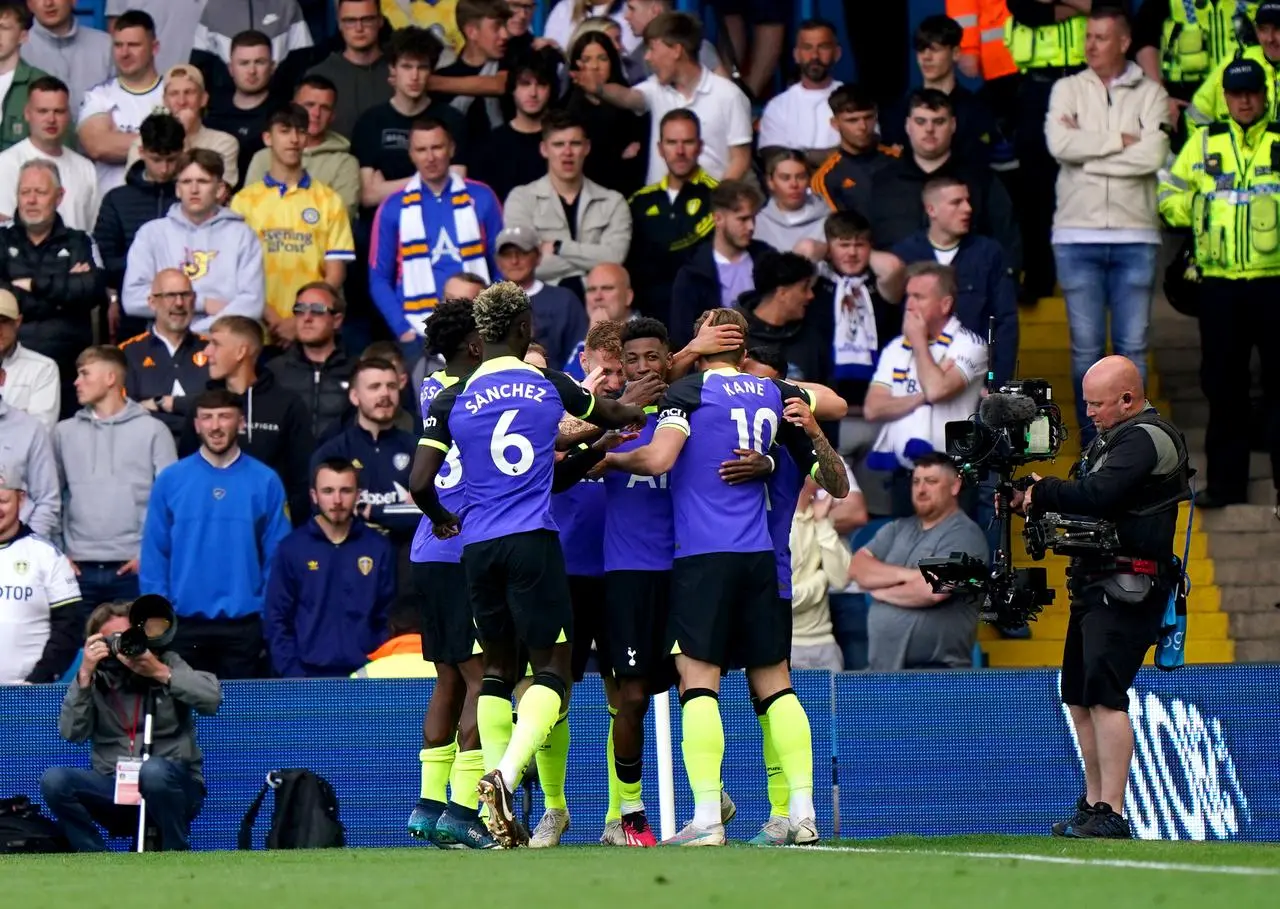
[264,345,355,438]
[95,161,177,291]
[0,216,105,338]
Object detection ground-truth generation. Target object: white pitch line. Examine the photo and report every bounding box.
[793,845,1280,877]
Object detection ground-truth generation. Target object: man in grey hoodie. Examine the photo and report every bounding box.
[753,149,831,260]
[0,395,57,538]
[53,345,176,621]
[120,149,265,334]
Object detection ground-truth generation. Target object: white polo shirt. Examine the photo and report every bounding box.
[77,75,165,195]
[868,315,988,468]
[0,525,81,684]
[635,67,753,184]
[0,139,101,232]
[758,81,843,152]
[0,343,60,429]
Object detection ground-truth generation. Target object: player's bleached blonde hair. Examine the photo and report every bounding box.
[473,281,532,343]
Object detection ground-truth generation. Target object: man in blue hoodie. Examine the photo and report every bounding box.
[263,457,394,677]
[140,388,291,679]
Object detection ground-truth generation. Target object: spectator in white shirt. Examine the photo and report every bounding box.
[0,76,98,231]
[76,10,164,196]
[758,20,844,167]
[0,287,58,427]
[572,11,753,185]
[864,262,988,514]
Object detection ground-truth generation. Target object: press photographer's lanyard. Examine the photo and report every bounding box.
[111,693,142,756]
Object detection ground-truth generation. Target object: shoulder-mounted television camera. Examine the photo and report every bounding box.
[944,378,1068,476]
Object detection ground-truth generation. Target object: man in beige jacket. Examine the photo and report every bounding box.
[502,109,632,301]
[1046,8,1169,445]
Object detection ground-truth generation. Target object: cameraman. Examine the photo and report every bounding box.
[39,601,222,852]
[1011,356,1189,840]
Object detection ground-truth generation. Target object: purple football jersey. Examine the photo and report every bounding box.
[420,356,596,546]
[657,368,817,559]
[412,371,467,563]
[766,449,804,599]
[551,476,606,577]
[603,408,674,572]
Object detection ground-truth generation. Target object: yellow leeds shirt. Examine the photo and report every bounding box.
[381,0,464,52]
[231,172,356,319]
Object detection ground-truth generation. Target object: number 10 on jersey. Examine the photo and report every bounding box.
[731,407,778,453]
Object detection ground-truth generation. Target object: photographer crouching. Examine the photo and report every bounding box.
[40,600,221,852]
[1011,356,1191,840]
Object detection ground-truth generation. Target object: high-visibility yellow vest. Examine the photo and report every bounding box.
[1161,0,1259,84]
[1159,118,1280,279]
[1003,14,1085,71]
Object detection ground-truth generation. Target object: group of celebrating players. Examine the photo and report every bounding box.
[404,281,849,849]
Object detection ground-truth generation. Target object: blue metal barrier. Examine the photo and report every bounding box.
[0,665,1272,848]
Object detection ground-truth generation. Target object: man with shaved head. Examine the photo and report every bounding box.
[561,263,638,379]
[1011,355,1191,841]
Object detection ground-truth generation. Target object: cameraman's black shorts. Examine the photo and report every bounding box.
[463,530,573,652]
[1060,582,1165,711]
[414,560,478,666]
[668,551,787,670]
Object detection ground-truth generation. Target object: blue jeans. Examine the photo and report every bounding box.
[1052,243,1158,443]
[40,758,204,852]
[74,561,140,625]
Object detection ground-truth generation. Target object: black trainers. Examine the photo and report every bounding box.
[1064,802,1132,839]
[1051,796,1094,837]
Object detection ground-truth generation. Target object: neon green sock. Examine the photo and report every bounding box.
[536,710,571,811]
[449,749,485,811]
[419,742,456,803]
[680,694,724,827]
[766,693,814,821]
[605,706,621,823]
[757,712,789,818]
[498,683,564,790]
[477,693,513,773]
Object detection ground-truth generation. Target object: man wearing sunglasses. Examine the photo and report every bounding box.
[119,269,212,443]
[265,283,356,439]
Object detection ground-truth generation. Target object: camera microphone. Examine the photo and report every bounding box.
[979,393,1039,429]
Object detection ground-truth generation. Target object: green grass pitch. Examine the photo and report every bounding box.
[4,836,1278,909]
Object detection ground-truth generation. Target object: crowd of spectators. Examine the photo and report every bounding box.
[0,0,1246,687]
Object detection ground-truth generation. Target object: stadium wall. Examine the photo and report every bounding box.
[0,666,1270,849]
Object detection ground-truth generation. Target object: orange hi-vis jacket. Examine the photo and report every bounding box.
[948,0,1018,81]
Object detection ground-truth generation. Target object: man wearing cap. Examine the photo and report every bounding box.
[494,224,588,368]
[0,287,59,428]
[368,116,502,353]
[1160,55,1280,511]
[124,65,241,192]
[1186,2,1280,134]
[0,460,82,684]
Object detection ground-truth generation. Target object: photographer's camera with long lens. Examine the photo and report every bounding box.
[104,595,178,660]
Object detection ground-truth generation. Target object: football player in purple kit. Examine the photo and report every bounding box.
[406,299,496,849]
[532,320,670,848]
[596,316,679,847]
[410,282,645,848]
[604,308,849,846]
[736,345,850,846]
